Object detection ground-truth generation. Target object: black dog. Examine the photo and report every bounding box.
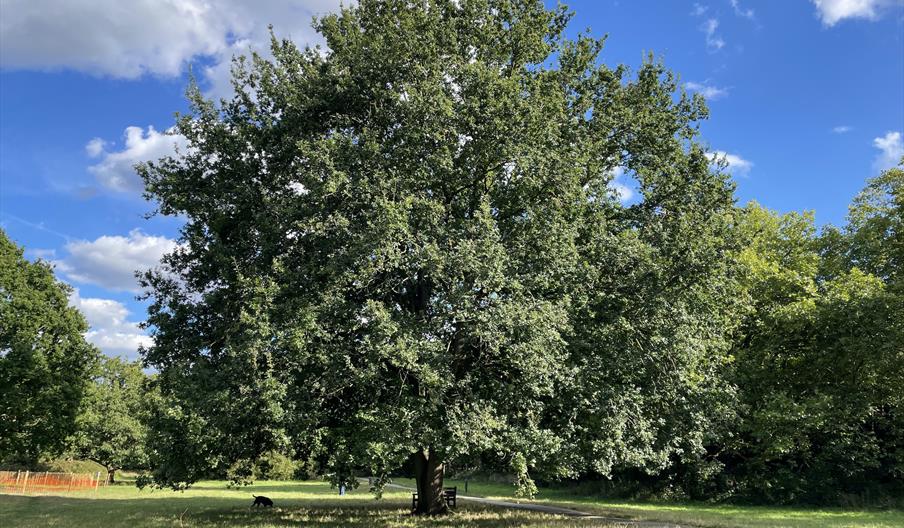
[252,495,274,507]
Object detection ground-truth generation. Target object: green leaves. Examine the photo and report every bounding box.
[725,193,904,503]
[139,0,737,491]
[70,356,151,476]
[0,229,99,464]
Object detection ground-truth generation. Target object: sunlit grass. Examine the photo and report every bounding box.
[2,476,901,527]
[0,478,615,527]
[393,478,904,528]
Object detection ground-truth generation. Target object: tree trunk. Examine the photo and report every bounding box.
[107,468,115,484]
[413,447,446,515]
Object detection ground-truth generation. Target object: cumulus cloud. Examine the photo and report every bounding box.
[709,150,753,176]
[873,131,903,171]
[811,0,902,26]
[55,229,177,292]
[70,290,152,359]
[700,18,726,52]
[1,0,221,77]
[0,0,340,95]
[691,3,709,16]
[87,126,187,192]
[832,125,853,134]
[685,81,729,100]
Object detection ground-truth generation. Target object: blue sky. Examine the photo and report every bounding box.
[1,0,902,360]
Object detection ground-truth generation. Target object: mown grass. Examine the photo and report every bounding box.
[2,476,901,527]
[393,478,904,528]
[0,478,621,527]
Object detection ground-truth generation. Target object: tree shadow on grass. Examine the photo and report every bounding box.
[185,481,413,500]
[0,494,625,527]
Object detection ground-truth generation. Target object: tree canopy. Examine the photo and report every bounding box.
[0,229,99,464]
[138,0,739,512]
[676,164,904,503]
[69,356,151,482]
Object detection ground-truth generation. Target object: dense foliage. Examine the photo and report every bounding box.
[0,229,99,464]
[137,0,739,512]
[619,166,904,504]
[722,166,904,504]
[69,356,152,482]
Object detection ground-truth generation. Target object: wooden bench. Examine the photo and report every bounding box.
[411,486,457,510]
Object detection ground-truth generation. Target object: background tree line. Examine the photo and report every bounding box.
[0,244,152,482]
[600,167,903,504]
[0,0,900,509]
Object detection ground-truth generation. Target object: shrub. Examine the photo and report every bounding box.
[256,451,297,481]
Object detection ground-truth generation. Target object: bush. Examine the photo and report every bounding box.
[225,451,302,482]
[256,451,297,481]
[294,457,321,481]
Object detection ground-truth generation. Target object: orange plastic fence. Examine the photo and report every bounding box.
[0,470,106,493]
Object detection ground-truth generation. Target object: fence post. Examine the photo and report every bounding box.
[21,471,29,494]
[94,472,100,492]
[15,470,20,487]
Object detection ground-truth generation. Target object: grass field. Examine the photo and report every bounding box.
[392,478,904,528]
[1,476,901,527]
[0,478,605,528]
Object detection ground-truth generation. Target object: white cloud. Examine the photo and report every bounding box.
[873,131,903,171]
[607,166,635,202]
[700,18,725,52]
[0,0,340,95]
[87,126,188,192]
[832,125,853,134]
[85,138,107,157]
[691,3,709,16]
[709,150,753,176]
[56,229,177,292]
[730,0,756,19]
[811,0,902,26]
[70,290,152,359]
[608,181,634,202]
[685,82,729,100]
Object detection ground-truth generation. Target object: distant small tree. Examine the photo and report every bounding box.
[0,229,98,464]
[70,356,150,483]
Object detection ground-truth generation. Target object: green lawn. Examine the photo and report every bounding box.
[0,478,617,527]
[1,477,901,527]
[393,478,904,528]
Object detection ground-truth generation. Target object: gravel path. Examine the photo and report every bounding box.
[373,480,684,527]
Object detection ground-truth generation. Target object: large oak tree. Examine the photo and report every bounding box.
[139,0,737,513]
